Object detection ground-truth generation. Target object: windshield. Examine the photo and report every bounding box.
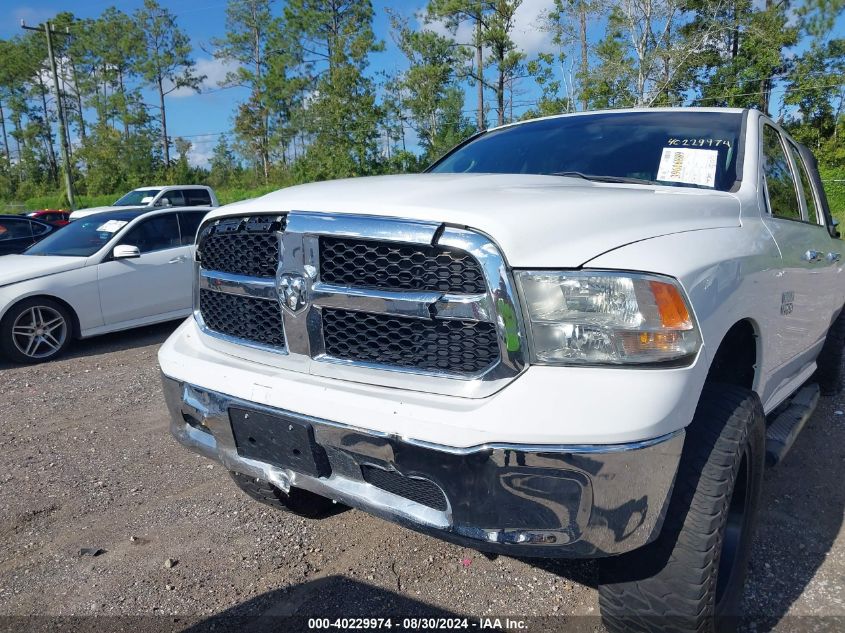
[430,111,744,192]
[113,189,160,206]
[25,214,136,257]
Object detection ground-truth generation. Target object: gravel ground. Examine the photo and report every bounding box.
[0,321,843,632]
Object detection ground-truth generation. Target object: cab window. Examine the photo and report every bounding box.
[788,144,822,225]
[118,214,180,253]
[761,126,802,221]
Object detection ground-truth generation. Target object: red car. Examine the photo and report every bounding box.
[27,210,70,226]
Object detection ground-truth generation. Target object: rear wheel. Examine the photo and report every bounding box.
[229,471,345,519]
[598,383,765,633]
[0,298,73,364]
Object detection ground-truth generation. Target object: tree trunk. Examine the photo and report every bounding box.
[579,3,588,111]
[475,17,485,131]
[36,73,59,184]
[0,99,10,171]
[497,66,505,127]
[68,56,86,140]
[158,75,170,166]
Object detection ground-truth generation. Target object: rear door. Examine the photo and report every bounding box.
[759,123,831,371]
[96,213,193,325]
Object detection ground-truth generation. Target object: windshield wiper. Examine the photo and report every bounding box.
[549,171,658,186]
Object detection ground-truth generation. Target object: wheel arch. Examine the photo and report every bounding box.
[0,294,82,339]
[704,318,760,392]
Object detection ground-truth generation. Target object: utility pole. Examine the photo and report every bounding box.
[21,20,76,210]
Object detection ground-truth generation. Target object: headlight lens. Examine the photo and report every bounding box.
[515,270,701,366]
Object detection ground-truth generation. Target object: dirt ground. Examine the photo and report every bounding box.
[0,321,843,632]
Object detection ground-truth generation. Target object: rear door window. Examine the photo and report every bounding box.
[178,211,207,245]
[761,126,802,222]
[787,144,822,226]
[185,189,212,206]
[118,214,181,253]
[0,218,33,240]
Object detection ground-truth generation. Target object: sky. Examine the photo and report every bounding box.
[1,0,566,166]
[2,1,842,167]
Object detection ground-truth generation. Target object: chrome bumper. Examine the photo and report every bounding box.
[162,375,684,558]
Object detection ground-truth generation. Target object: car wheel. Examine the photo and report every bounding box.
[0,298,73,364]
[229,471,347,519]
[598,383,765,633]
[813,308,845,396]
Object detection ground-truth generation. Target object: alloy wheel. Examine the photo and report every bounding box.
[11,305,68,360]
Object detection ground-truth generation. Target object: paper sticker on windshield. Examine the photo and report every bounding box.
[96,220,128,233]
[140,196,155,204]
[656,147,718,188]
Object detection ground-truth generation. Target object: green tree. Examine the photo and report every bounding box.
[283,0,384,180]
[214,0,282,182]
[427,0,494,131]
[209,134,240,187]
[134,0,203,166]
[390,12,473,161]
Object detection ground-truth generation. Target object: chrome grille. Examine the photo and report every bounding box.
[319,236,486,293]
[199,289,285,349]
[194,212,526,398]
[323,308,499,373]
[198,215,285,278]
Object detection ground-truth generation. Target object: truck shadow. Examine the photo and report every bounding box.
[0,319,181,370]
[523,392,845,631]
[178,576,469,633]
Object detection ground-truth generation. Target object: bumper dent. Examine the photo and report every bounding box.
[163,375,683,558]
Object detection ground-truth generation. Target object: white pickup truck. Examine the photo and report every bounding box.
[69,185,218,221]
[159,108,844,631]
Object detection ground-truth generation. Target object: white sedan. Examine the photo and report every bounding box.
[0,206,209,363]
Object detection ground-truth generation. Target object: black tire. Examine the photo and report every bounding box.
[229,471,346,519]
[813,308,845,396]
[598,384,766,633]
[0,297,73,364]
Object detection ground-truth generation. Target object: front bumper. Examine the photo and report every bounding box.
[162,375,684,558]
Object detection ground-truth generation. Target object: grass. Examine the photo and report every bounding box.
[2,174,843,228]
[0,187,275,215]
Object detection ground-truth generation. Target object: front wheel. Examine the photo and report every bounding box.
[598,383,765,633]
[0,298,73,364]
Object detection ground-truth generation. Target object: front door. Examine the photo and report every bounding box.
[97,213,193,325]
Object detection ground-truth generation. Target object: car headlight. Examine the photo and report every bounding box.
[515,270,701,366]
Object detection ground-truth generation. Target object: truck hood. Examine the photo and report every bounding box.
[205,173,742,267]
[0,255,86,287]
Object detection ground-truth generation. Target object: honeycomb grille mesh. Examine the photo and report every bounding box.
[319,237,486,293]
[198,215,285,278]
[322,308,498,374]
[361,466,448,511]
[200,290,285,349]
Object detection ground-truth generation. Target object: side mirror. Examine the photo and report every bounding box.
[113,244,141,259]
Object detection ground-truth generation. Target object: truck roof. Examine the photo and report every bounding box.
[492,106,750,132]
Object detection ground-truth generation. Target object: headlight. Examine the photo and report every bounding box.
[515,270,701,366]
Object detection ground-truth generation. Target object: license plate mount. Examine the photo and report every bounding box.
[229,407,331,478]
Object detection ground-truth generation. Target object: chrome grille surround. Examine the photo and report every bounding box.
[194,212,528,398]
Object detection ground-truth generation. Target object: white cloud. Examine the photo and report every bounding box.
[511,0,555,57]
[188,136,218,168]
[416,0,555,58]
[169,56,240,98]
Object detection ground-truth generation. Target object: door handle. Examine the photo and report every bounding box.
[827,252,841,263]
[803,250,824,263]
[168,256,185,264]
